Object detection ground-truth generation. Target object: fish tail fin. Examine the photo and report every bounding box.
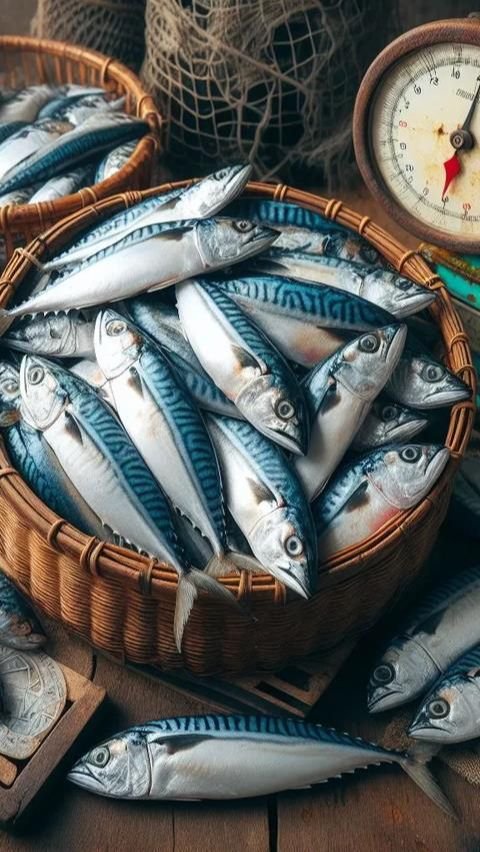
[173,568,245,651]
[0,310,14,338]
[401,746,456,819]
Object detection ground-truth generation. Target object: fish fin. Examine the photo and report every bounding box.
[204,552,239,578]
[64,411,84,444]
[149,734,214,753]
[247,477,274,505]
[343,480,369,513]
[230,344,263,372]
[127,367,144,396]
[147,276,179,293]
[0,310,15,338]
[401,750,456,819]
[228,551,265,574]
[173,569,243,651]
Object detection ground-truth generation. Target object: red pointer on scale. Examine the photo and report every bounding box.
[442,152,461,199]
[442,75,480,199]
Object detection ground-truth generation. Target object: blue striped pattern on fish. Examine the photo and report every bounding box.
[227,198,348,232]
[211,274,394,329]
[0,121,27,145]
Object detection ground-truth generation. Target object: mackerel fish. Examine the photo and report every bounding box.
[29,165,94,203]
[4,311,96,359]
[0,118,71,182]
[352,399,428,451]
[386,349,471,409]
[177,278,308,454]
[0,85,58,123]
[95,140,138,182]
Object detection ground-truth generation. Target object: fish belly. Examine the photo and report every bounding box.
[317,487,398,559]
[152,738,390,799]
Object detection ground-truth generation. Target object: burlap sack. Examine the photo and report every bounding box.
[32,0,147,71]
[142,0,392,186]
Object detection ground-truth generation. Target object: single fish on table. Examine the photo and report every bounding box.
[94,308,242,576]
[19,356,237,649]
[409,645,480,744]
[4,311,96,359]
[0,361,108,538]
[387,350,471,409]
[250,252,435,319]
[206,414,317,596]
[177,278,308,454]
[0,112,148,195]
[29,165,94,203]
[0,219,277,334]
[295,325,406,501]
[367,564,480,714]
[0,570,45,651]
[0,117,71,182]
[313,443,449,562]
[67,713,453,816]
[95,140,138,182]
[44,163,253,270]
[211,274,395,368]
[352,399,428,451]
[0,84,59,123]
[123,298,238,418]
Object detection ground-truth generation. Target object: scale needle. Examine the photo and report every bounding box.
[442,152,461,199]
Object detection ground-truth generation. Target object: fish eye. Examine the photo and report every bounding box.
[400,446,421,463]
[427,698,450,719]
[397,279,412,291]
[233,220,254,233]
[285,535,303,556]
[359,334,380,353]
[28,366,44,385]
[106,319,127,337]
[372,663,395,685]
[89,746,110,767]
[1,379,19,397]
[381,405,397,422]
[421,363,445,383]
[275,399,295,420]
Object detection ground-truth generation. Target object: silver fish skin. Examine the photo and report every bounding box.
[206,414,317,598]
[0,85,58,123]
[95,140,138,182]
[0,186,37,207]
[36,85,106,120]
[409,645,480,744]
[177,278,308,454]
[44,163,253,270]
[295,325,407,501]
[0,112,147,195]
[0,118,71,181]
[313,443,449,563]
[94,308,235,576]
[250,252,435,319]
[387,350,471,409]
[352,399,428,451]
[67,713,454,816]
[19,355,237,650]
[29,165,94,203]
[0,219,278,331]
[4,311,96,359]
[271,226,383,266]
[61,96,126,128]
[124,298,239,417]
[0,570,45,651]
[367,564,480,714]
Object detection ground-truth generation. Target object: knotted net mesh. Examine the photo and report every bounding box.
[32,0,147,72]
[142,0,392,187]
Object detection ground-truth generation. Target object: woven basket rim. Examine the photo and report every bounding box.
[0,35,161,228]
[0,180,475,603]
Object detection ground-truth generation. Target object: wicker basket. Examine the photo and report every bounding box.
[0,182,474,676]
[0,35,160,261]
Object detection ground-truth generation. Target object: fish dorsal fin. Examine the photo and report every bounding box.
[231,344,263,372]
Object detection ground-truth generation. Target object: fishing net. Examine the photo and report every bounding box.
[31,0,147,72]
[142,0,392,187]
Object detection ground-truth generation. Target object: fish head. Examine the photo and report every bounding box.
[187,164,252,217]
[367,635,440,712]
[94,309,142,379]
[249,504,317,598]
[335,324,406,399]
[371,401,428,444]
[195,218,279,268]
[390,353,471,408]
[6,313,76,356]
[366,443,449,510]
[0,362,22,427]
[20,355,67,430]
[363,271,435,318]
[409,676,480,743]
[235,373,309,454]
[68,730,151,798]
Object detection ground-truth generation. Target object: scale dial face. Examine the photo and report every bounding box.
[354,22,480,251]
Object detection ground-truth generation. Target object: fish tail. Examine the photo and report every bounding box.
[401,746,456,819]
[173,568,245,651]
[0,309,14,337]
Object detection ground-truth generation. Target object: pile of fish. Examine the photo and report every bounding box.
[368,564,480,746]
[0,83,147,207]
[0,162,471,649]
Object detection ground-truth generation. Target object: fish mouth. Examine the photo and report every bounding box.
[367,688,405,713]
[263,424,306,455]
[425,446,450,482]
[394,290,436,318]
[225,163,252,198]
[67,762,104,793]
[390,419,428,442]
[424,384,472,407]
[269,567,311,599]
[407,719,449,742]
